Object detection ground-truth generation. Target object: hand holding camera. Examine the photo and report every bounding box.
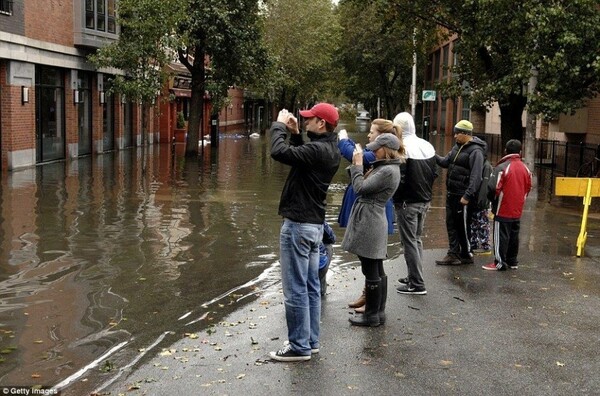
[277,109,299,134]
[352,143,363,166]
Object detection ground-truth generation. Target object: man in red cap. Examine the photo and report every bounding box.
[269,103,340,362]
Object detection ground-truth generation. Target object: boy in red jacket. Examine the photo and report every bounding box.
[482,139,532,271]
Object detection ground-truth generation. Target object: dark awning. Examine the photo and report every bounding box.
[170,88,191,98]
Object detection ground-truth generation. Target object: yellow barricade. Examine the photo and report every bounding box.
[555,177,600,257]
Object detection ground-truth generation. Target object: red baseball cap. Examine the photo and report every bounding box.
[299,103,339,127]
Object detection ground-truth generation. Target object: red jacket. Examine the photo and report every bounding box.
[487,154,532,221]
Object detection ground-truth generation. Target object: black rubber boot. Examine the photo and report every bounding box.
[378,275,388,325]
[349,280,381,327]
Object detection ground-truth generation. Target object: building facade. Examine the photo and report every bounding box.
[0,0,159,171]
[423,36,600,147]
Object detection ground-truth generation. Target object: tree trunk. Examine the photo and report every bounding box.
[186,48,206,157]
[499,93,527,149]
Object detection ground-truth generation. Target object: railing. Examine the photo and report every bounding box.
[473,133,600,201]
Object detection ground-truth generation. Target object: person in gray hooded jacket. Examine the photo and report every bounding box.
[392,112,437,295]
[342,129,403,327]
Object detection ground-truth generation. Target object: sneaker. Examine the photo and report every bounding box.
[435,254,461,265]
[283,340,319,354]
[473,248,492,255]
[508,264,518,270]
[398,277,409,284]
[482,262,507,271]
[396,284,427,295]
[269,343,311,362]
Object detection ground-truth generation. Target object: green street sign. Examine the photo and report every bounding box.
[422,90,436,101]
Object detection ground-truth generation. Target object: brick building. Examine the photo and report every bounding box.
[0,1,250,172]
[423,36,600,146]
[0,0,163,171]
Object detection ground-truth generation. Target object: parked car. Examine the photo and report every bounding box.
[355,110,370,122]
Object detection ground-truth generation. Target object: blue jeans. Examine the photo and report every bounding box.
[280,219,323,355]
[396,201,430,288]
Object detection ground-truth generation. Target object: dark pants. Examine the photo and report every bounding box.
[492,220,521,268]
[445,193,475,258]
[359,256,385,282]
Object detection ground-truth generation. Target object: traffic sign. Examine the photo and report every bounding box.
[422,90,436,101]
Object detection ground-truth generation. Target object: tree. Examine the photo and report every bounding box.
[177,0,268,156]
[336,0,437,118]
[260,0,341,112]
[404,0,600,146]
[90,0,184,143]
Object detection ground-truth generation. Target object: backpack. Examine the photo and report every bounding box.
[476,159,493,209]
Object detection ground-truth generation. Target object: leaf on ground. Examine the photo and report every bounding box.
[31,373,41,378]
[236,374,246,379]
[185,333,199,339]
[440,360,453,366]
[159,350,174,356]
[556,361,565,367]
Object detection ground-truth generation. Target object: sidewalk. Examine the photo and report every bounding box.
[98,230,600,396]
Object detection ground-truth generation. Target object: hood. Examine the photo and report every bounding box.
[465,136,487,151]
[393,112,416,139]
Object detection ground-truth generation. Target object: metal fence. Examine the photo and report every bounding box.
[474,133,600,201]
[476,134,600,176]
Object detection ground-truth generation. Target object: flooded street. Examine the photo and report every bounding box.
[0,123,593,394]
[0,124,408,392]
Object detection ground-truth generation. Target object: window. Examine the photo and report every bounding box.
[433,50,440,81]
[442,45,449,78]
[461,97,471,121]
[0,0,13,14]
[85,0,116,34]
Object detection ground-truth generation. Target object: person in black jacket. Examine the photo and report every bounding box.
[269,103,341,362]
[392,112,437,295]
[435,120,487,266]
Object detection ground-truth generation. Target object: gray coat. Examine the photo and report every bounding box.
[341,159,402,259]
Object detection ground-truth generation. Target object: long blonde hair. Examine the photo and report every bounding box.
[371,118,406,158]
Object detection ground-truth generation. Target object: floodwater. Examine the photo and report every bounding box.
[0,121,591,394]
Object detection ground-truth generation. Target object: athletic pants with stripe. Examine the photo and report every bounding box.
[492,220,521,267]
[445,193,475,258]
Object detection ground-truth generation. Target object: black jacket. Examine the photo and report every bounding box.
[270,122,341,224]
[436,136,487,201]
[393,130,437,204]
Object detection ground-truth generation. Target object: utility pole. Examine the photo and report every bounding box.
[410,28,417,117]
